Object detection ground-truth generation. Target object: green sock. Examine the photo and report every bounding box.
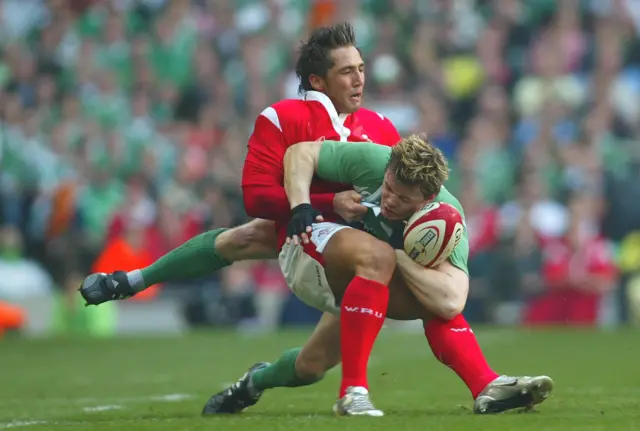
[134,228,231,290]
[250,348,323,391]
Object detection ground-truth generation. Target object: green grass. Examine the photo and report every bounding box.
[2,326,640,430]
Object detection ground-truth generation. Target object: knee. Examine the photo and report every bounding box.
[354,240,396,283]
[439,302,465,321]
[421,302,463,322]
[223,225,255,250]
[295,347,340,381]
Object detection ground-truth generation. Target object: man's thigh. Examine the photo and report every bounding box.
[319,226,430,321]
[216,219,278,262]
[278,222,429,320]
[324,245,432,321]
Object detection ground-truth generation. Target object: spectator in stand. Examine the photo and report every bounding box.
[524,192,618,325]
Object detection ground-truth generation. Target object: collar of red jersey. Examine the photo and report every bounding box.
[304,91,349,123]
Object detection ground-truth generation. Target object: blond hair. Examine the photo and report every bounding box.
[387,134,449,198]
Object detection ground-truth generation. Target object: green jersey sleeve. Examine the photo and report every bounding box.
[316,141,390,189]
[436,186,469,275]
[448,230,469,275]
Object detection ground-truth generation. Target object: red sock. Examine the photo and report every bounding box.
[423,315,499,399]
[339,276,389,397]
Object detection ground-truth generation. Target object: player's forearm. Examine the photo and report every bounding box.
[395,251,465,320]
[283,142,321,209]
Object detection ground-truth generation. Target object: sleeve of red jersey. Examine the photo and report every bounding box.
[242,108,336,221]
[378,114,402,147]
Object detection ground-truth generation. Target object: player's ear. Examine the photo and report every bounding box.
[418,197,432,211]
[309,74,324,92]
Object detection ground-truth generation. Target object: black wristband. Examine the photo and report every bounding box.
[287,203,321,239]
[291,203,313,214]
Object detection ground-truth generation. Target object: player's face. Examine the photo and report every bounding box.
[323,46,365,114]
[380,171,429,220]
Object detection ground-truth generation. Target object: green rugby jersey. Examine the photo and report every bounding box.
[316,141,469,274]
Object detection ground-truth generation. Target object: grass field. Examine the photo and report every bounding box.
[2,326,640,430]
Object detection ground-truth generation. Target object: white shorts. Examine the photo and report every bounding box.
[278,222,352,315]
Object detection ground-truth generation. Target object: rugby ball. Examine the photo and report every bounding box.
[403,202,464,268]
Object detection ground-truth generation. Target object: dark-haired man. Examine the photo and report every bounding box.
[80,22,399,310]
[81,21,401,414]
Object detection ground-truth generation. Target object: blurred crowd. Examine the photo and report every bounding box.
[2,0,640,334]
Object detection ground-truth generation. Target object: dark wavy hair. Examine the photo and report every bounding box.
[295,22,356,94]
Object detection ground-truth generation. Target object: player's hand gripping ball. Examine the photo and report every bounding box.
[403,202,464,268]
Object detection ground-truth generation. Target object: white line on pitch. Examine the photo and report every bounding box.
[0,421,47,429]
[83,405,122,413]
